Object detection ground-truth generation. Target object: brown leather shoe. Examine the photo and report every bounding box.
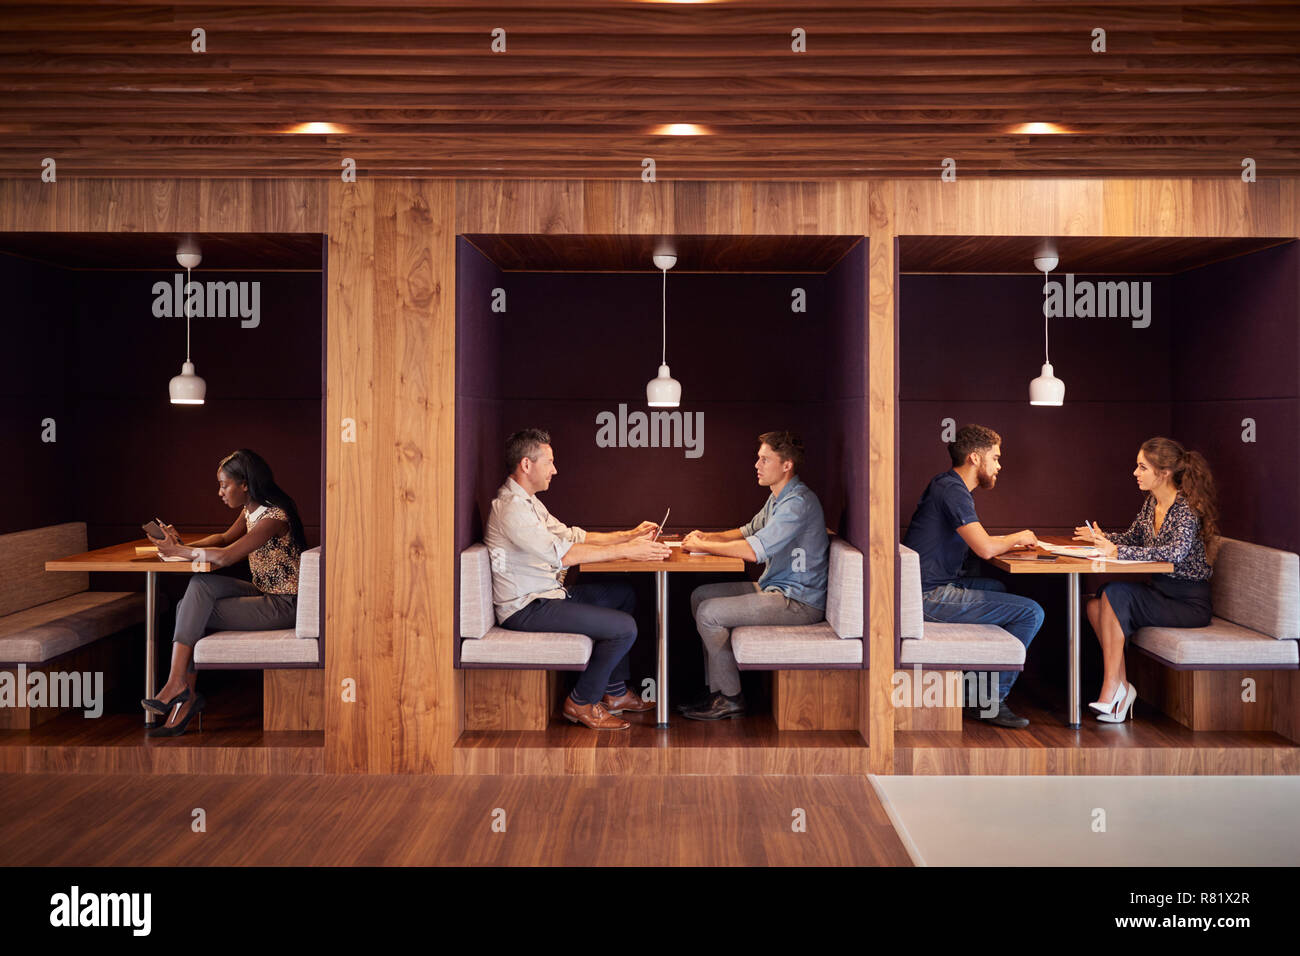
[601,690,655,714]
[680,691,746,721]
[563,696,630,730]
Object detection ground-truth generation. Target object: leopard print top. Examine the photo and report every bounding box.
[245,504,300,595]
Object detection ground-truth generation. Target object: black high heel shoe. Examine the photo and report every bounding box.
[141,688,190,716]
[147,693,206,738]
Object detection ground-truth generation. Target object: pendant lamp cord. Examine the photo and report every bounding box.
[1042,269,1050,365]
[185,265,192,364]
[661,266,667,366]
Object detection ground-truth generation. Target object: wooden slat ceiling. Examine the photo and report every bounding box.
[1,0,1298,179]
[899,235,1295,273]
[465,233,861,272]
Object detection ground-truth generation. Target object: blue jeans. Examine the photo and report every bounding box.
[921,577,1045,701]
[500,580,638,705]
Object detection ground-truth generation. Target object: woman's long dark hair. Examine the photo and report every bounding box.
[1141,437,1220,563]
[218,449,308,553]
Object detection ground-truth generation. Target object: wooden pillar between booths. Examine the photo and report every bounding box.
[264,669,325,731]
[773,670,861,731]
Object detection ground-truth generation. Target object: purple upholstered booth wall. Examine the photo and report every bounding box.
[1,251,325,590]
[454,237,870,668]
[897,244,1299,693]
[1171,241,1300,554]
[0,253,77,534]
[900,272,1176,539]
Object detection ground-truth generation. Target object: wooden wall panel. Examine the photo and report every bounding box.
[0,179,69,231]
[326,179,378,771]
[3,175,1297,776]
[867,179,897,772]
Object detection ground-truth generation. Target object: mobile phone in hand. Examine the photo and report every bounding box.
[142,519,167,541]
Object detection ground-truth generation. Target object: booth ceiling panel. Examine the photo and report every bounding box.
[463,233,862,272]
[898,235,1295,274]
[0,232,324,270]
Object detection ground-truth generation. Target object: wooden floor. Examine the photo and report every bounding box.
[454,711,869,775]
[2,680,1294,776]
[0,773,911,866]
[0,702,323,775]
[895,682,1300,775]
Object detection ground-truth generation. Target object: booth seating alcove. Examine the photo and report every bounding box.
[459,543,588,730]
[192,546,324,732]
[1126,537,1300,740]
[896,543,1027,730]
[732,537,864,731]
[0,522,145,728]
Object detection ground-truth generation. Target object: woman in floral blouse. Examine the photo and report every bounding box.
[147,449,308,736]
[1073,437,1219,723]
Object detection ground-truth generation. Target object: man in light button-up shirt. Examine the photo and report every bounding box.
[483,429,670,730]
[679,431,829,720]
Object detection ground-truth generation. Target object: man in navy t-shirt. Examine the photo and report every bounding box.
[902,424,1045,728]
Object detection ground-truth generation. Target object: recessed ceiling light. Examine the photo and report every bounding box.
[1010,122,1069,135]
[650,123,711,136]
[287,122,347,134]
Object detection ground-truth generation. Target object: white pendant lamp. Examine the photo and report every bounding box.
[169,245,207,405]
[1029,252,1064,406]
[646,253,681,407]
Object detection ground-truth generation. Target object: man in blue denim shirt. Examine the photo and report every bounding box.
[902,424,1044,728]
[679,431,829,720]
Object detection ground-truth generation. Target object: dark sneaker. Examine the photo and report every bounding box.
[681,692,746,721]
[978,702,1030,729]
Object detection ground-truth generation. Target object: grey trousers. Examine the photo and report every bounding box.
[689,582,825,696]
[173,574,297,647]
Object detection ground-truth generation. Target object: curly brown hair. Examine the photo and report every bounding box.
[948,424,1002,468]
[1141,437,1220,562]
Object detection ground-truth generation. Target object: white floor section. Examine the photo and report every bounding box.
[868,775,1300,866]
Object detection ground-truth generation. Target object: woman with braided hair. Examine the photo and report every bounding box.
[1073,437,1219,723]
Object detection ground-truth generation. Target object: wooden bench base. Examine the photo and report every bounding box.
[464,669,566,731]
[0,635,128,730]
[1129,654,1300,740]
[772,670,862,731]
[892,668,966,731]
[263,669,325,731]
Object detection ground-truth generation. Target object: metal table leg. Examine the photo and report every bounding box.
[1067,572,1081,729]
[145,570,158,726]
[656,570,669,728]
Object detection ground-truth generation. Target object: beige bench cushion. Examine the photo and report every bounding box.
[733,623,862,665]
[194,546,323,666]
[825,538,864,638]
[1210,537,1300,640]
[460,628,592,666]
[0,591,145,664]
[0,522,89,617]
[1134,617,1300,667]
[295,548,321,639]
[460,544,495,638]
[898,544,924,639]
[899,622,1026,666]
[194,631,321,665]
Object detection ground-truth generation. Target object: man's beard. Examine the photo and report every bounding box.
[977,470,997,490]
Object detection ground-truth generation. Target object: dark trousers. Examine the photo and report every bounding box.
[173,574,297,647]
[500,580,638,705]
[921,576,1045,701]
